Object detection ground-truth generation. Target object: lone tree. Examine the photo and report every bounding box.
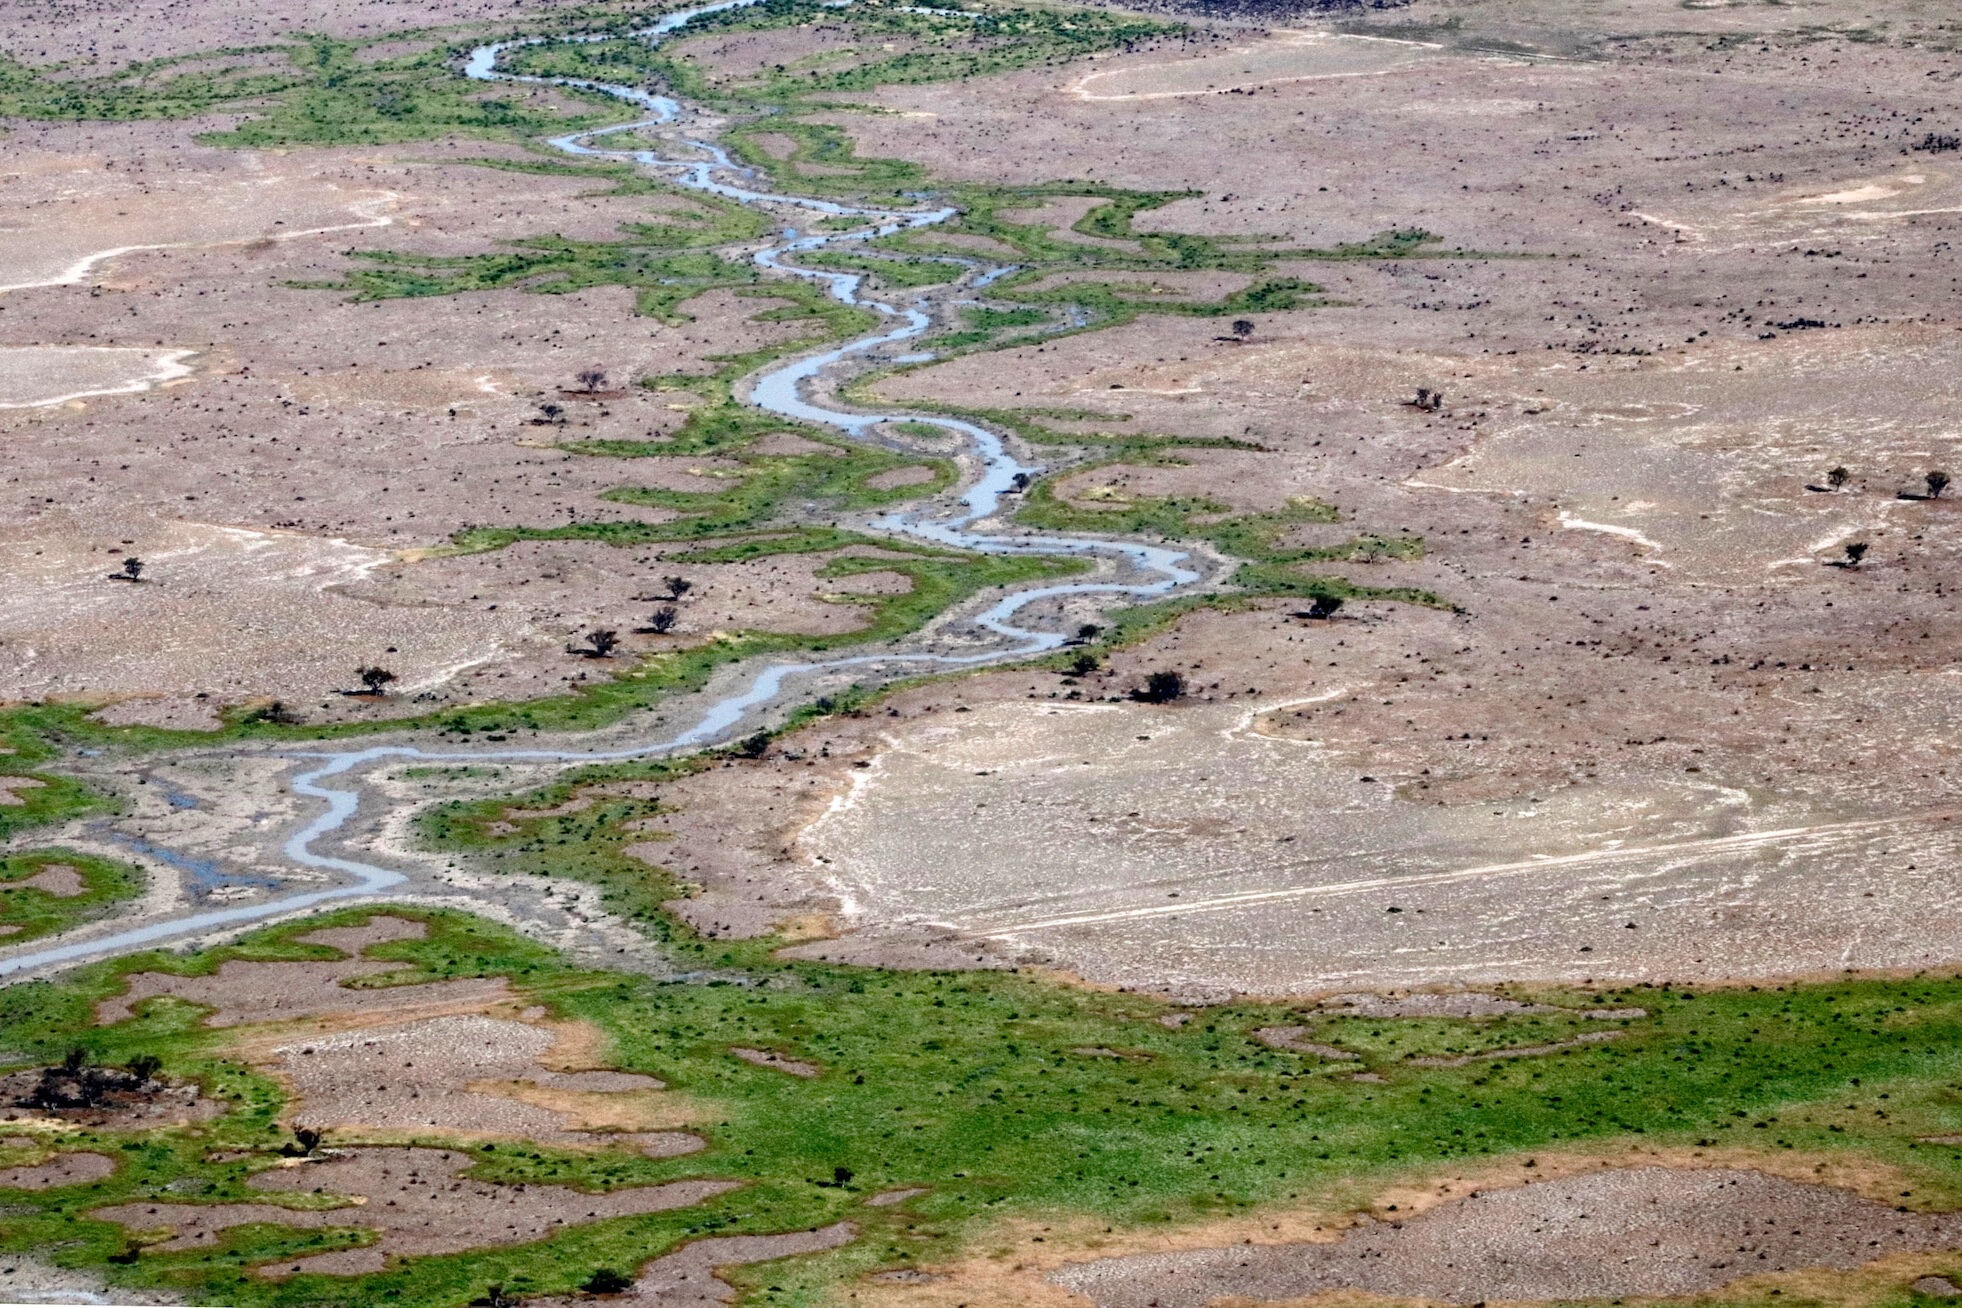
[1929,470,1951,499]
[1827,465,1850,490]
[108,556,144,582]
[576,367,608,393]
[1299,594,1345,620]
[356,666,396,696]
[1842,541,1870,568]
[639,606,679,635]
[1132,669,1187,704]
[537,402,564,424]
[663,575,693,601]
[1231,318,1254,339]
[577,629,620,658]
[1067,651,1100,677]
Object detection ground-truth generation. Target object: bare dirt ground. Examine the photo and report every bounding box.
[263,1014,703,1153]
[1053,1167,1962,1306]
[89,1146,738,1278]
[1,120,872,723]
[562,0,1962,996]
[0,0,587,68]
[0,1151,117,1190]
[525,1223,859,1307]
[95,916,704,1153]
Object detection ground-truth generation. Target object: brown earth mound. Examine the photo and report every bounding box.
[91,1146,738,1279]
[1053,1167,1962,1306]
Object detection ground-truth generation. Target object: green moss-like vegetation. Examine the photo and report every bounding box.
[0,36,615,145]
[298,220,772,320]
[17,868,1962,1307]
[0,850,144,946]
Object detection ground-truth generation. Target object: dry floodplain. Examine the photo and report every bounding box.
[10,0,1962,1304]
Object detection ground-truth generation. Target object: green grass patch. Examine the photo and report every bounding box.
[0,850,144,946]
[18,880,1962,1304]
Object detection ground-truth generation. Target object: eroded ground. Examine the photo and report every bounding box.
[9,0,1962,1303]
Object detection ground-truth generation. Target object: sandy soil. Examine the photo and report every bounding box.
[1066,31,1439,100]
[0,346,197,409]
[90,1146,738,1278]
[1054,1167,1962,1306]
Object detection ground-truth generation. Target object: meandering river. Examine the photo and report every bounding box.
[0,0,1201,978]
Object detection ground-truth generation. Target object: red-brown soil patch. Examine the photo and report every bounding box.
[0,1150,117,1189]
[93,919,517,1028]
[265,1013,700,1154]
[10,863,85,897]
[729,1047,819,1078]
[528,1221,858,1306]
[90,1146,738,1278]
[1252,1027,1356,1060]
